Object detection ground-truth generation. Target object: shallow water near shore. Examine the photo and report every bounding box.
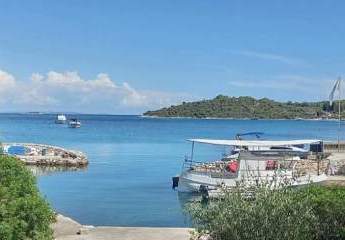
[0,114,342,227]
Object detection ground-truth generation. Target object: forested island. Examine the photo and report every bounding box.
[143,95,342,119]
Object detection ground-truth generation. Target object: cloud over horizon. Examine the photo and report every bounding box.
[0,69,189,114]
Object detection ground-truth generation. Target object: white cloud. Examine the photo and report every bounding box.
[232,50,309,67]
[0,69,189,113]
[121,82,147,107]
[0,70,17,104]
[0,70,16,89]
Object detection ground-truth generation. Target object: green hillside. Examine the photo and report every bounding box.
[143,95,338,119]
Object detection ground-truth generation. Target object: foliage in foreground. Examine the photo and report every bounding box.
[0,155,55,240]
[187,185,345,240]
[305,185,345,239]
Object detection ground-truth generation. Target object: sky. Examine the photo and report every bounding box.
[1,0,345,114]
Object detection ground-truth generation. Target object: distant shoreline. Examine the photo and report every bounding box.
[140,115,340,121]
[0,112,341,121]
[0,112,141,116]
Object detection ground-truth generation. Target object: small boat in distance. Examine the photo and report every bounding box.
[68,119,81,128]
[55,114,67,124]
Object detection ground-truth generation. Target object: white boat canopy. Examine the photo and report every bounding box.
[187,139,321,147]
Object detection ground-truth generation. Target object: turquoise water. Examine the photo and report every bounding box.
[0,114,342,227]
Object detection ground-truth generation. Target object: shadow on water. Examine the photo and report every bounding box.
[26,165,88,177]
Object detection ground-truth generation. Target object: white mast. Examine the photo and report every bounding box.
[329,77,342,150]
[338,76,342,151]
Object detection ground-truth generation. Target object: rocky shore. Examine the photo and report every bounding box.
[3,143,88,167]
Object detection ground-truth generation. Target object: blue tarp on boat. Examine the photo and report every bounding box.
[7,145,26,155]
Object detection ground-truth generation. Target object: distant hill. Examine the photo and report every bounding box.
[143,95,338,119]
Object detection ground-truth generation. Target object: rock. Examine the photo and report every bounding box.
[3,143,88,167]
[199,234,213,240]
[77,226,95,235]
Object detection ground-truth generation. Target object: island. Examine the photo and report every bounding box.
[143,95,341,119]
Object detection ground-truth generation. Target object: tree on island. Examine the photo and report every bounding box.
[144,95,339,119]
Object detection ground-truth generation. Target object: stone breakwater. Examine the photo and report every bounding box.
[3,143,88,167]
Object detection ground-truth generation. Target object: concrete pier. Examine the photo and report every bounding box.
[2,143,88,167]
[53,214,191,240]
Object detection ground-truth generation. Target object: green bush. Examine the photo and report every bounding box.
[0,156,55,240]
[188,185,345,240]
[300,185,345,239]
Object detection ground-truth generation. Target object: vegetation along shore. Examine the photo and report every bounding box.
[1,150,344,239]
[0,154,191,240]
[144,95,343,119]
[188,183,345,240]
[0,155,55,239]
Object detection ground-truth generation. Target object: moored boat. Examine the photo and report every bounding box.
[173,138,328,193]
[68,119,81,128]
[55,114,67,124]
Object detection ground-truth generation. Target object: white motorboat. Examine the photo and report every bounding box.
[55,114,67,124]
[174,138,328,193]
[68,119,81,128]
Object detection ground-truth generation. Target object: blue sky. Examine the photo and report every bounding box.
[0,0,345,113]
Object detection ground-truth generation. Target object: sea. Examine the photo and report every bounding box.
[0,114,342,227]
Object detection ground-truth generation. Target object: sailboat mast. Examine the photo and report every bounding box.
[338,77,341,151]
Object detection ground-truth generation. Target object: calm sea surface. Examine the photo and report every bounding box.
[0,114,342,227]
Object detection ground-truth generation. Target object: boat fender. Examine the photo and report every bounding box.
[266,160,277,170]
[199,185,210,202]
[227,161,239,173]
[199,185,209,195]
[172,176,179,189]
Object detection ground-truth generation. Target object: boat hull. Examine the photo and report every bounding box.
[177,170,329,193]
[55,120,66,124]
[177,171,237,193]
[69,124,81,128]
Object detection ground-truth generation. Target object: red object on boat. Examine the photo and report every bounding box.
[228,162,238,173]
[266,160,276,170]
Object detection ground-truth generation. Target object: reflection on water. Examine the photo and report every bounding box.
[176,192,204,226]
[177,192,203,207]
[27,165,88,177]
